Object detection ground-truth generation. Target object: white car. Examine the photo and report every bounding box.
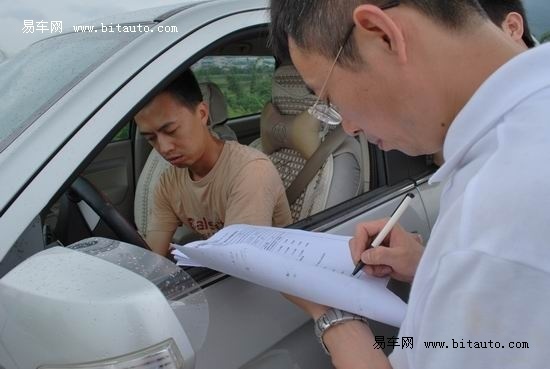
[1,0,545,368]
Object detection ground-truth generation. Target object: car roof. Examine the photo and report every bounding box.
[79,1,212,27]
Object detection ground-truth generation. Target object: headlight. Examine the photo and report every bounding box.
[39,339,184,369]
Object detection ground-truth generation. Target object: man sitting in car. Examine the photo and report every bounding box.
[135,69,292,256]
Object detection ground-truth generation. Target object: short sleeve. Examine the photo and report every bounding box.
[224,158,290,227]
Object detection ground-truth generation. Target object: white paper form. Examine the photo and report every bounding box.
[171,248,203,267]
[174,224,407,327]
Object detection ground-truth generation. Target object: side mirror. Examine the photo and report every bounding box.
[0,239,208,369]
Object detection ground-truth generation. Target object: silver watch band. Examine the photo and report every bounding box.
[314,308,370,355]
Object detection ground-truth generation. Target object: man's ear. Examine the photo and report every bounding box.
[196,101,210,126]
[501,12,525,44]
[352,4,407,64]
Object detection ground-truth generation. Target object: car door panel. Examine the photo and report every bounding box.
[196,278,332,369]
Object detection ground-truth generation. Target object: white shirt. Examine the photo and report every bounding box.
[390,44,550,368]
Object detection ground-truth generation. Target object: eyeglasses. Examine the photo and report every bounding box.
[308,0,401,125]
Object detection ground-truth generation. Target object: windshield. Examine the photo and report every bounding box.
[0,29,144,152]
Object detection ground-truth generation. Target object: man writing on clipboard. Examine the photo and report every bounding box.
[270,0,549,368]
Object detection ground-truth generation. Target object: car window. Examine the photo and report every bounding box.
[112,123,131,142]
[524,0,550,42]
[192,56,275,118]
[0,30,142,153]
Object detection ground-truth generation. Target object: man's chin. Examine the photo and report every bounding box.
[373,138,388,151]
[370,139,425,156]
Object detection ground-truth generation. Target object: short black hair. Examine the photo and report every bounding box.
[478,0,536,48]
[162,69,203,109]
[270,0,487,67]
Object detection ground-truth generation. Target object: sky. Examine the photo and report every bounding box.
[0,0,193,59]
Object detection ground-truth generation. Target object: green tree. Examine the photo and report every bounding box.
[226,74,242,96]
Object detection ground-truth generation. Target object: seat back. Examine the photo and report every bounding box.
[200,82,237,141]
[134,82,234,239]
[251,65,366,222]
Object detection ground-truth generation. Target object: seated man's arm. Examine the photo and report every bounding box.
[146,230,175,257]
[224,159,292,227]
[146,177,180,257]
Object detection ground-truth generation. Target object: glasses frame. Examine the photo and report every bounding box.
[308,0,401,125]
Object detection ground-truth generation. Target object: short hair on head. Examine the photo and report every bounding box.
[270,0,487,68]
[161,69,203,109]
[478,0,536,48]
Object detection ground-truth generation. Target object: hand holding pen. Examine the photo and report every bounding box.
[349,193,424,283]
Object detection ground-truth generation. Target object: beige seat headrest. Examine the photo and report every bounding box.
[271,65,318,116]
[260,64,324,159]
[199,82,228,127]
[260,103,321,160]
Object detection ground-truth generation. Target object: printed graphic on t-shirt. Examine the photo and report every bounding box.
[187,217,224,237]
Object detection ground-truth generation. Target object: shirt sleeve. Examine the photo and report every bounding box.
[407,249,550,369]
[224,158,289,227]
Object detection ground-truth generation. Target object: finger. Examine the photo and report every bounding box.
[360,246,397,267]
[371,265,393,278]
[413,233,423,244]
[364,265,375,275]
[350,219,390,261]
[349,237,362,264]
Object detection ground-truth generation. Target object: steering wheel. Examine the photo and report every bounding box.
[64,176,151,250]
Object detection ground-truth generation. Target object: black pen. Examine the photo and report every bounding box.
[352,193,415,276]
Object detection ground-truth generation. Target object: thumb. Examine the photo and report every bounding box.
[361,246,396,266]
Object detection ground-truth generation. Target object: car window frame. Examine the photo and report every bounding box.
[0,9,272,261]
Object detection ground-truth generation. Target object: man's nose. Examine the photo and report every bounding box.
[157,136,175,156]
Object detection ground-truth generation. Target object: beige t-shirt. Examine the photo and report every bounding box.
[148,141,292,239]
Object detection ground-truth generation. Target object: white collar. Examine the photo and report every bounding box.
[430,43,550,184]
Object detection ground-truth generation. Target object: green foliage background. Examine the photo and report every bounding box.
[193,57,274,118]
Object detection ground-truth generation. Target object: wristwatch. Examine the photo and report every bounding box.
[314,308,370,355]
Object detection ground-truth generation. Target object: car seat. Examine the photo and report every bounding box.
[250,64,369,222]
